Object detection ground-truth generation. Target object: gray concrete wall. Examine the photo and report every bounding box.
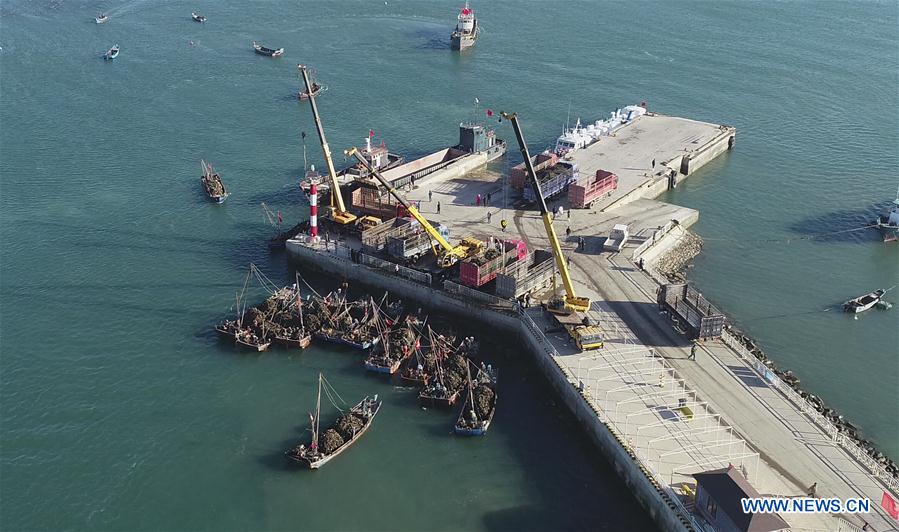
[678,127,735,179]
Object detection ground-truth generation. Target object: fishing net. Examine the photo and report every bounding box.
[319,429,344,455]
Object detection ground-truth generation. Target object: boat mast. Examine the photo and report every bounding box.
[313,373,322,449]
[466,360,475,415]
[295,273,305,333]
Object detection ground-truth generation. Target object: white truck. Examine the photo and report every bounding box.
[603,224,629,252]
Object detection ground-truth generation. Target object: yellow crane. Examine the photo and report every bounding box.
[501,112,591,314]
[345,147,481,267]
[298,64,356,225]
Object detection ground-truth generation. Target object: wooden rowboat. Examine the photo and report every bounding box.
[843,289,886,313]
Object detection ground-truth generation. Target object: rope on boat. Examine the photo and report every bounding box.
[320,374,348,412]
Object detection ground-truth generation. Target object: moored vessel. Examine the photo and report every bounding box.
[454,362,497,436]
[450,2,479,51]
[554,104,647,156]
[875,186,899,243]
[285,373,381,469]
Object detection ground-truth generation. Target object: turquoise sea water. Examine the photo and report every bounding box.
[1,0,896,529]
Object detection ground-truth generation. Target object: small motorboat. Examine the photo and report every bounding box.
[95,13,109,24]
[843,289,886,313]
[191,12,206,22]
[103,44,119,60]
[298,82,327,101]
[252,41,283,57]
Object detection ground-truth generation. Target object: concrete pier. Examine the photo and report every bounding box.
[287,112,897,531]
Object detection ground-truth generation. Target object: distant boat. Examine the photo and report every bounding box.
[285,373,381,469]
[200,159,229,203]
[95,13,109,24]
[191,12,206,22]
[103,44,119,60]
[253,41,283,57]
[450,1,479,51]
[298,81,327,101]
[875,185,899,243]
[843,289,886,313]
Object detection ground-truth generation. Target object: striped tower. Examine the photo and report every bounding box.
[309,183,318,238]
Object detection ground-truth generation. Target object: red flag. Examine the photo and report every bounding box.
[486,109,493,117]
[883,491,899,520]
[277,211,282,223]
[369,129,375,138]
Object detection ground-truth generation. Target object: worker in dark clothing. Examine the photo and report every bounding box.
[436,201,441,214]
[566,226,572,238]
[689,342,697,360]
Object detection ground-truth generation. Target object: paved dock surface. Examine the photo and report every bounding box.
[299,113,896,531]
[566,114,731,211]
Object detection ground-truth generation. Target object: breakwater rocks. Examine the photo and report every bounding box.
[726,326,898,480]
[656,231,703,282]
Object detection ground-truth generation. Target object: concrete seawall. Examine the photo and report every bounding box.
[287,239,695,531]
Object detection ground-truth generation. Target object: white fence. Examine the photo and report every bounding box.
[357,250,433,286]
[631,220,677,260]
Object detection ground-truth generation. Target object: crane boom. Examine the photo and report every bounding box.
[501,112,590,313]
[298,64,354,224]
[345,147,456,256]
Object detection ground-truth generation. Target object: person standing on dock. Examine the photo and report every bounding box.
[652,158,656,169]
[476,193,481,206]
[486,192,491,206]
[436,201,441,214]
[429,190,433,202]
[500,219,507,232]
[689,342,697,360]
[487,211,492,223]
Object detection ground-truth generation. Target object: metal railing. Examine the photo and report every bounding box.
[632,220,677,260]
[443,280,510,307]
[357,250,432,286]
[721,330,899,494]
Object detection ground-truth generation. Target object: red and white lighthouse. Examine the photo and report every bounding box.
[309,182,318,239]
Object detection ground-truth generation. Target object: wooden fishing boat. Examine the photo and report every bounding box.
[285,374,381,469]
[314,331,380,350]
[843,289,886,313]
[214,321,239,341]
[298,82,327,101]
[454,364,497,436]
[95,13,109,24]
[253,41,283,57]
[419,384,460,408]
[235,330,271,351]
[365,317,421,374]
[273,325,312,349]
[103,44,119,60]
[200,159,228,203]
[191,12,206,22]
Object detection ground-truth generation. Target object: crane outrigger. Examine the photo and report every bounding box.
[345,147,482,267]
[298,64,356,225]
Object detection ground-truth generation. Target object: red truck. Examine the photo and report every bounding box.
[510,152,558,190]
[568,169,618,209]
[459,239,527,287]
